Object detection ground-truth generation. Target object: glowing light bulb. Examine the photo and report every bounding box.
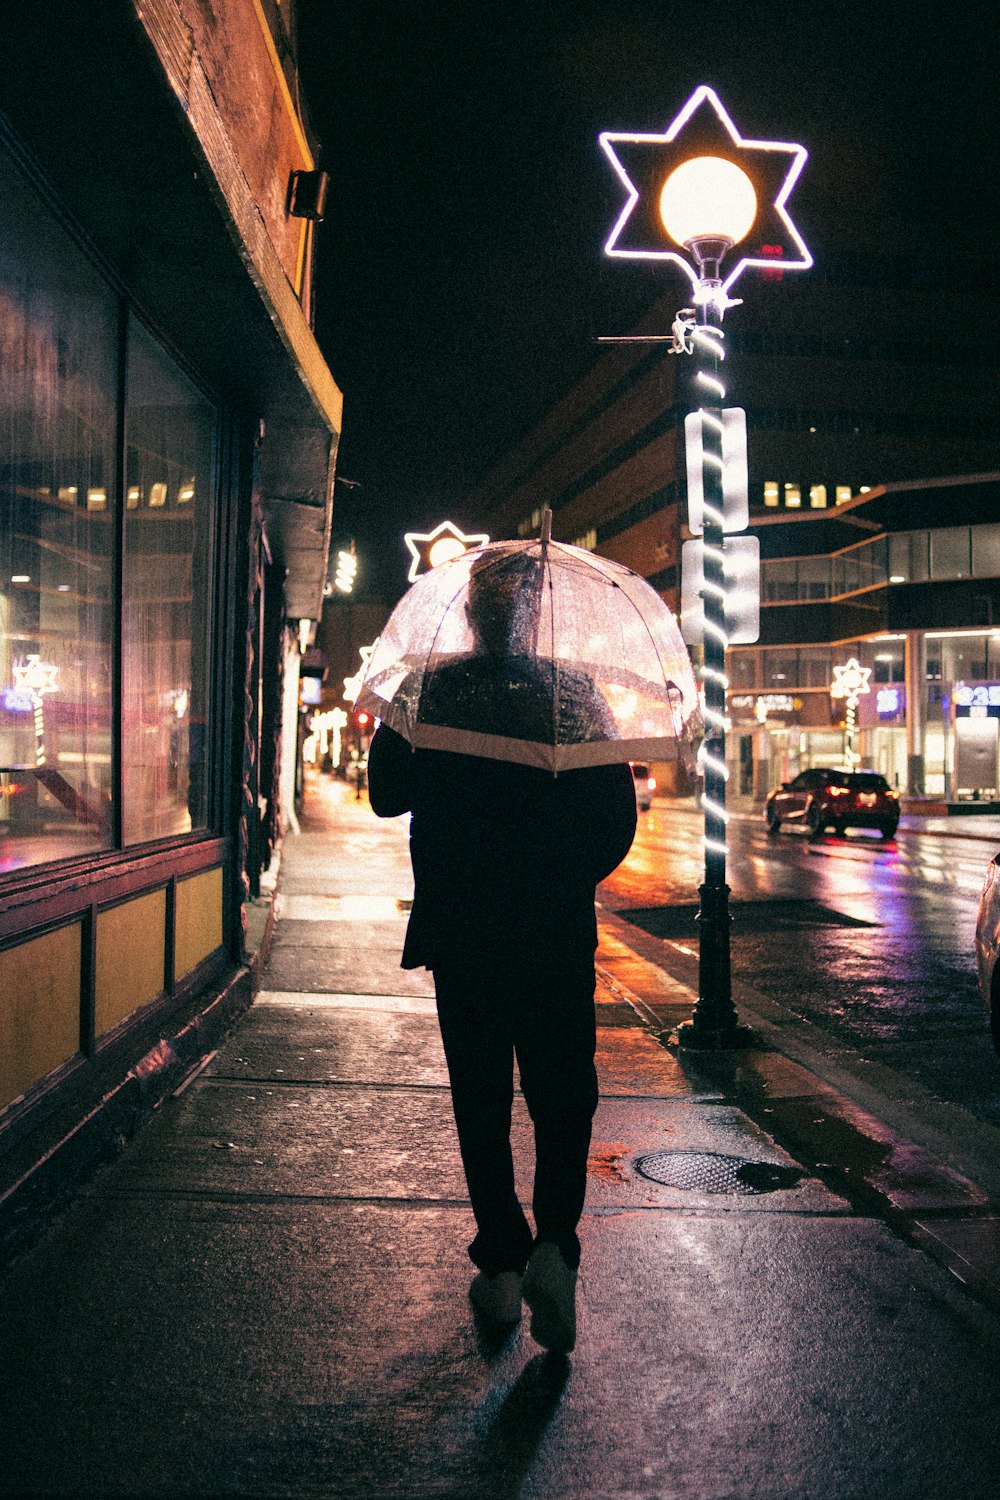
[659,156,757,248]
[427,537,467,569]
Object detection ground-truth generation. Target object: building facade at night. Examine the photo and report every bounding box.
[0,0,342,1249]
[468,215,1000,801]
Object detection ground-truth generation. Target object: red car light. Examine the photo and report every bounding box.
[828,785,849,797]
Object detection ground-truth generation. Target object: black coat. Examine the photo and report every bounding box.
[367,723,637,970]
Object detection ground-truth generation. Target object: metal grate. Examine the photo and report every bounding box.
[635,1151,803,1195]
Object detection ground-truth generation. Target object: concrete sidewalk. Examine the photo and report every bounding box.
[3,776,1000,1499]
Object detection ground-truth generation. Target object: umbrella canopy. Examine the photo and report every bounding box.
[355,539,700,771]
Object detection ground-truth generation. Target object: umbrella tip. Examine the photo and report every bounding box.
[540,508,552,545]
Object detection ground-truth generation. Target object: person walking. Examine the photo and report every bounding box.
[367,551,637,1353]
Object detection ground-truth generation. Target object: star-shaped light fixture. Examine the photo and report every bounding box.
[12,654,60,697]
[599,86,811,297]
[404,520,489,583]
[830,658,872,706]
[343,639,379,705]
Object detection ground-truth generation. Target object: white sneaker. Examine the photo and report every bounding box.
[522,1242,577,1352]
[469,1270,523,1323]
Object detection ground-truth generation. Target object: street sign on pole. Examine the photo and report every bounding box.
[680,535,760,645]
[684,408,749,534]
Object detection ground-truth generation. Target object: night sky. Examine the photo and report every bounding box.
[297,0,998,601]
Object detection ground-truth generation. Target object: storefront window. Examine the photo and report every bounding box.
[0,146,218,876]
[0,152,116,873]
[122,322,215,844]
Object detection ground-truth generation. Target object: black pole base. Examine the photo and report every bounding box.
[674,1018,755,1051]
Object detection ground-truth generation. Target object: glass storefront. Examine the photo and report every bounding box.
[0,145,217,874]
[123,322,215,843]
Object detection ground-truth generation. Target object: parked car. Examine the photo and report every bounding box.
[765,767,900,838]
[631,762,656,812]
[976,855,1000,1055]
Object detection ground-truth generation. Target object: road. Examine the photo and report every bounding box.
[601,800,1000,1130]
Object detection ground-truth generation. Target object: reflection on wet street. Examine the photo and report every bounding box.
[602,800,1000,1128]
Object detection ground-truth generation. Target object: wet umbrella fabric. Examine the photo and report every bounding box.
[355,540,699,772]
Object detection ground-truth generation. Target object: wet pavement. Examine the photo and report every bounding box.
[3,776,1000,1498]
[602,800,1000,1130]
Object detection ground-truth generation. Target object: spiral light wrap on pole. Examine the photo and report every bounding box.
[693,310,730,873]
[688,296,739,1039]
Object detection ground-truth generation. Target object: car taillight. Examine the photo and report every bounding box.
[886,790,899,799]
[828,785,849,797]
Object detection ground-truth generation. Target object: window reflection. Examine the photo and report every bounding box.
[0,152,115,871]
[122,323,215,844]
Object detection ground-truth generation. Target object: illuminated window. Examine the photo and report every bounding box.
[572,529,597,551]
[809,484,827,509]
[784,483,801,508]
[123,321,215,843]
[763,481,779,508]
[0,146,116,869]
[835,485,852,505]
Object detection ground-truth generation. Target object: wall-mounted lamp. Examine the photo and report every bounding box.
[288,169,330,221]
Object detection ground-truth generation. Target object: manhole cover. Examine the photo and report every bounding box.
[635,1151,803,1195]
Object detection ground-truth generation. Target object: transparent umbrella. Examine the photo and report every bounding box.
[355,537,700,772]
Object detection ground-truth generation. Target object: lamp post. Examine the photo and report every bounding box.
[660,157,757,1046]
[599,87,812,1048]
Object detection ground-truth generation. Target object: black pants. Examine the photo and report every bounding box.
[433,949,599,1276]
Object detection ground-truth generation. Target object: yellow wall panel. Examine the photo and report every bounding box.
[95,888,167,1037]
[0,924,81,1112]
[174,866,223,981]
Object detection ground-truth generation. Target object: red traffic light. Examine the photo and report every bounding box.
[354,710,372,729]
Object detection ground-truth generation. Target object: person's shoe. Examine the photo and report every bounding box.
[522,1242,577,1353]
[469,1270,523,1323]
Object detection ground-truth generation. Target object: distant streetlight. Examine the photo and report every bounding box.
[404,520,489,582]
[600,86,811,1049]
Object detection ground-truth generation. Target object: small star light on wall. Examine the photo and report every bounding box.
[404,521,489,583]
[599,86,811,302]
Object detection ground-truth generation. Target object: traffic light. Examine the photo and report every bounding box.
[354,710,372,731]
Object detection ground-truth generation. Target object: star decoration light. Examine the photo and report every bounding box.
[404,520,489,583]
[343,639,379,705]
[599,86,812,296]
[12,655,60,697]
[830,658,872,706]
